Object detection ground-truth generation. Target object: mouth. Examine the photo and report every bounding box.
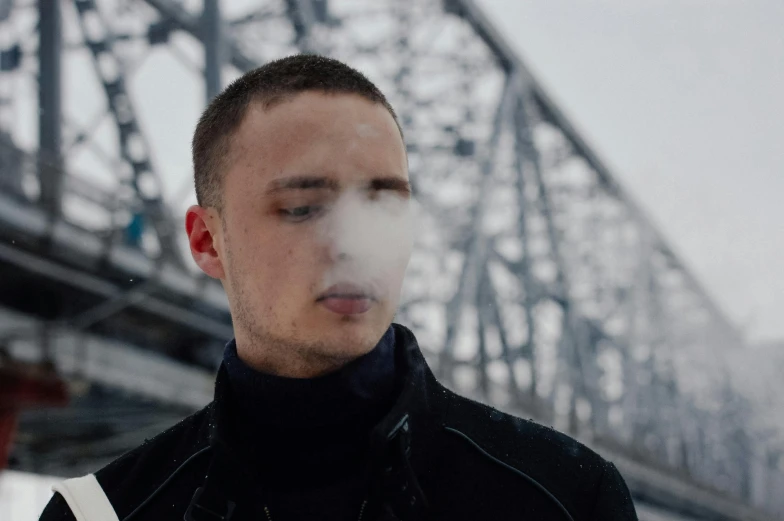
[317,283,375,315]
[317,282,375,300]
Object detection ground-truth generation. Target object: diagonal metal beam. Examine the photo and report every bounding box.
[74,0,184,267]
[143,0,258,72]
[438,72,521,381]
[446,0,741,346]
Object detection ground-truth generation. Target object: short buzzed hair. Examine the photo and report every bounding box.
[192,54,403,211]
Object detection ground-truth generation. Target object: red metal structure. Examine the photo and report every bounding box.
[0,355,68,469]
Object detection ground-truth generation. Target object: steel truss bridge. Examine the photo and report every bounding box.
[0,1,781,519]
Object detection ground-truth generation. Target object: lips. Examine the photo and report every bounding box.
[318,282,374,300]
[317,283,375,315]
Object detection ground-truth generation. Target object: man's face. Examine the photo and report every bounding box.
[193,92,412,376]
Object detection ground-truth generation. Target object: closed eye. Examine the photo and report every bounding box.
[279,205,324,222]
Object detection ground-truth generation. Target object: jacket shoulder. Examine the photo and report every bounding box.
[440,388,629,519]
[94,401,212,485]
[39,403,213,521]
[38,492,75,521]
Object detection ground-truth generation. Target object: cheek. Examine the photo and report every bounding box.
[244,240,314,294]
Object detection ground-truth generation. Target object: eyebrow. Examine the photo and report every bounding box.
[265,175,411,196]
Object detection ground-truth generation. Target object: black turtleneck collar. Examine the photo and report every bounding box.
[220,325,401,490]
[223,325,398,429]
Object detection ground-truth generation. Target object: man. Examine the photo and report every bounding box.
[40,54,637,521]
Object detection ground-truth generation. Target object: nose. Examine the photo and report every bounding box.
[327,240,350,263]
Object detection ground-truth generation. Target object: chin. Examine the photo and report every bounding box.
[321,320,383,352]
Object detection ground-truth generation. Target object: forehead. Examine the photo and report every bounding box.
[227,91,407,188]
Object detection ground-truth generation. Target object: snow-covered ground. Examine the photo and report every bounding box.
[0,470,60,521]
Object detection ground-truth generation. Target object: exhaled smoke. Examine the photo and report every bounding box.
[316,186,414,302]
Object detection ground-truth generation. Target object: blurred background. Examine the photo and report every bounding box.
[0,0,782,519]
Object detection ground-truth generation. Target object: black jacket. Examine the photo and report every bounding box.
[40,323,637,521]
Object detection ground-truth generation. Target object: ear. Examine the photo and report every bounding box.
[185,205,226,280]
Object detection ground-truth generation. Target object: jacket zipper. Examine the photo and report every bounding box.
[262,498,369,521]
[357,499,368,521]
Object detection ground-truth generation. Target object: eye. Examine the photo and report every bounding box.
[279,205,322,222]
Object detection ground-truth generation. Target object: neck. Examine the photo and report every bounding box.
[232,331,376,379]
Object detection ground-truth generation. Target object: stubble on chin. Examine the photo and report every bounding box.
[228,281,361,376]
[225,252,383,375]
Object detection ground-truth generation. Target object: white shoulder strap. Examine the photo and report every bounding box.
[51,473,120,521]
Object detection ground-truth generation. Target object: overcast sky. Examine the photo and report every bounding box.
[477,0,784,343]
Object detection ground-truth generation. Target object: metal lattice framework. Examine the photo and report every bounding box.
[0,0,781,518]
